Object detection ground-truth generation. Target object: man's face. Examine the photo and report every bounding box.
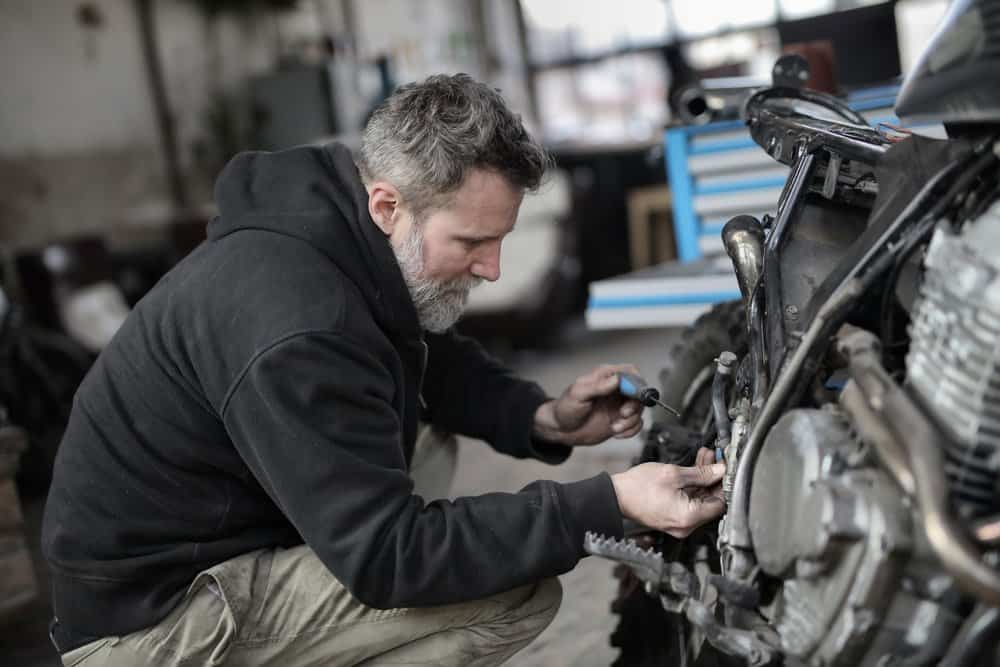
[390,168,523,332]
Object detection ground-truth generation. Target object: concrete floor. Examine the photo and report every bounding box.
[451,324,680,666]
[1,322,678,667]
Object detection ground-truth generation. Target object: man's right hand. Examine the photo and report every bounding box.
[610,457,726,538]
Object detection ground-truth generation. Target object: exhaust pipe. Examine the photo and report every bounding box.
[722,215,765,305]
[722,215,769,410]
[837,326,1000,607]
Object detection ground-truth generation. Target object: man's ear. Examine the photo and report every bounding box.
[367,181,402,236]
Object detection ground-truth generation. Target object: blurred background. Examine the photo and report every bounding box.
[0,1,950,664]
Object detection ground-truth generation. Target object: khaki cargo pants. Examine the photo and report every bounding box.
[60,427,562,666]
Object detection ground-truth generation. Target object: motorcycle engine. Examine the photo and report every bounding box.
[745,203,1000,665]
[747,407,963,665]
[907,200,1000,518]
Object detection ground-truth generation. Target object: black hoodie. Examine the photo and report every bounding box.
[42,143,624,651]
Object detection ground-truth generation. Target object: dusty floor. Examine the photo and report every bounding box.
[1,322,678,666]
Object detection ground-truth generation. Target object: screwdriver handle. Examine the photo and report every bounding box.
[618,372,659,406]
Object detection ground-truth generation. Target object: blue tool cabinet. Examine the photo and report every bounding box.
[586,86,919,330]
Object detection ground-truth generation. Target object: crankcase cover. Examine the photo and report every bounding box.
[749,407,914,664]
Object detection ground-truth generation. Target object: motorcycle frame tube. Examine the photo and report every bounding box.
[762,152,818,381]
[841,327,1000,606]
[724,278,863,564]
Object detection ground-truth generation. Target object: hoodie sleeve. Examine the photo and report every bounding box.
[221,331,623,609]
[421,329,571,463]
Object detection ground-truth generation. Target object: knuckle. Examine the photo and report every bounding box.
[661,465,680,485]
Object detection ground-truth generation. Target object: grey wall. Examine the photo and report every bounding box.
[2,0,285,249]
[0,0,531,250]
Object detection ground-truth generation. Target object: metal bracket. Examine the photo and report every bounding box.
[822,151,843,199]
[686,600,779,666]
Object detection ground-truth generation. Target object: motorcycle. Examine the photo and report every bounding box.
[587,1,1000,665]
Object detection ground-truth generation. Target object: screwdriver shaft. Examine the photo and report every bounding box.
[652,397,681,417]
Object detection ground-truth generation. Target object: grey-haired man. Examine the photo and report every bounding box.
[44,74,725,666]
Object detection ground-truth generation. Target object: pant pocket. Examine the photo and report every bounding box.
[60,637,115,666]
[139,572,239,666]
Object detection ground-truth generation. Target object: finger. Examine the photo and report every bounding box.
[569,367,620,402]
[686,482,724,502]
[613,417,644,439]
[675,462,726,488]
[685,494,727,526]
[619,399,642,418]
[611,413,642,435]
[573,364,643,402]
[592,363,642,378]
[695,447,715,467]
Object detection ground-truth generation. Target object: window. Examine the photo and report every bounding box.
[523,0,672,64]
[672,0,776,37]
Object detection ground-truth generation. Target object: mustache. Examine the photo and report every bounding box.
[443,275,483,293]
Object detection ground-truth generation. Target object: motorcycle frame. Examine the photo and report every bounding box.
[721,87,1000,596]
[722,88,906,575]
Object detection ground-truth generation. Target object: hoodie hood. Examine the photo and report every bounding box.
[208,142,420,338]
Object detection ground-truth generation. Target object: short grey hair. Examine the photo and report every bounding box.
[357,73,551,217]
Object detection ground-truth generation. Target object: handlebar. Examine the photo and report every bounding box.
[743,87,892,167]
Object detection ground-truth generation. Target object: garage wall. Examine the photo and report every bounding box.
[0,0,529,250]
[0,1,283,249]
[1,2,158,154]
[0,1,164,248]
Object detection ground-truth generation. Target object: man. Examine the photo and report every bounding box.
[43,74,725,666]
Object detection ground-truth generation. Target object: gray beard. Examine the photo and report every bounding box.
[393,223,482,333]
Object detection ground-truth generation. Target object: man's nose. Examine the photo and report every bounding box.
[470,245,501,282]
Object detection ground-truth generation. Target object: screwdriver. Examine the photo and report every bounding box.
[617,372,680,417]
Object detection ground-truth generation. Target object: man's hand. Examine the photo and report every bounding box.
[610,456,726,538]
[533,364,645,446]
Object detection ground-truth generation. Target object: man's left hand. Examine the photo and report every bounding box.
[533,364,645,446]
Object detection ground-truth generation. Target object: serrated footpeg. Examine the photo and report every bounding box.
[586,532,777,665]
[584,532,699,598]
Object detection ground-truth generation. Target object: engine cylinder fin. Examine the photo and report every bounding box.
[907,206,1000,518]
[948,476,996,493]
